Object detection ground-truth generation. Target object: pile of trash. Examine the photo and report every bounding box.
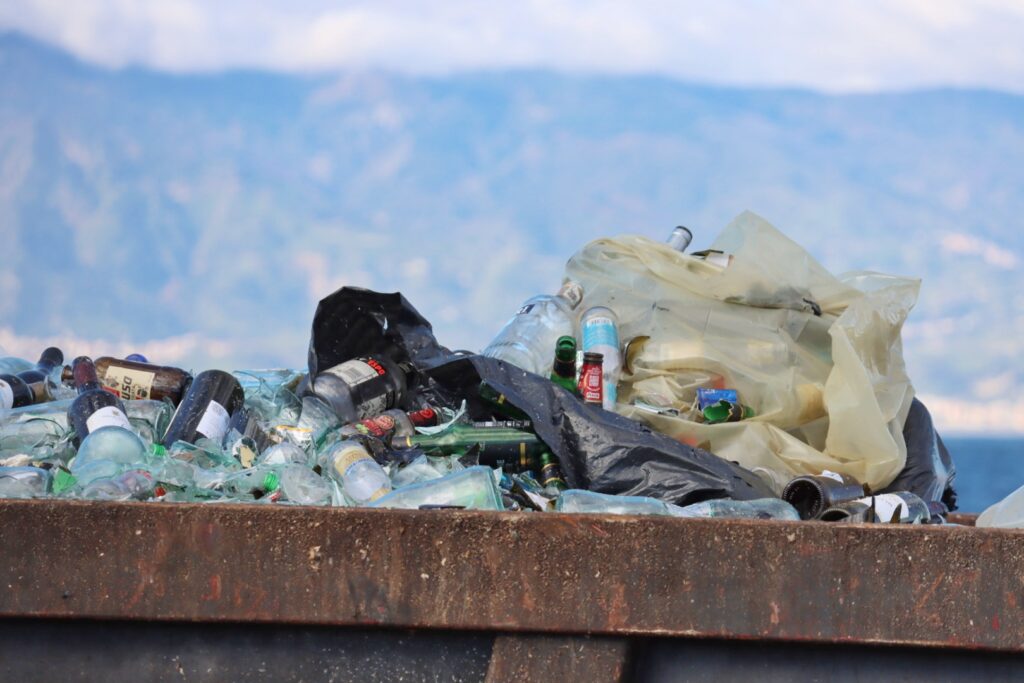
[0,212,958,525]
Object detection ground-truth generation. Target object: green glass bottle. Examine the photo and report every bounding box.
[394,423,545,473]
[538,450,567,490]
[477,381,531,421]
[549,336,579,394]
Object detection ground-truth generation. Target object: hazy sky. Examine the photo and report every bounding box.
[2,0,1024,92]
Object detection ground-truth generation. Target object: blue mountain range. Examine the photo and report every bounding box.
[1,31,1022,417]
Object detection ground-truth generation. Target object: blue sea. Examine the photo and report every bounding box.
[944,437,1024,513]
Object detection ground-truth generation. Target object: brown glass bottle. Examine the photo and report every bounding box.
[63,357,192,405]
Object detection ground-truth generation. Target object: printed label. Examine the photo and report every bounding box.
[332,445,373,475]
[358,414,396,438]
[582,317,619,348]
[0,379,13,410]
[820,469,845,483]
[325,359,384,387]
[102,366,156,400]
[196,400,230,441]
[85,405,132,434]
[871,494,907,523]
[516,304,536,316]
[579,365,604,403]
[696,388,739,411]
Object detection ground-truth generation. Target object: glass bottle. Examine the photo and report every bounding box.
[482,281,584,376]
[161,370,244,447]
[67,357,131,446]
[782,471,867,519]
[304,356,412,423]
[549,336,579,394]
[580,307,620,409]
[666,226,693,252]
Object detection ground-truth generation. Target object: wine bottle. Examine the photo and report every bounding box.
[161,370,244,447]
[67,356,132,446]
[62,357,192,405]
[394,424,545,473]
[781,470,867,520]
[819,492,930,524]
[17,347,63,383]
[0,373,34,410]
[478,381,531,421]
[304,356,412,423]
[549,336,579,394]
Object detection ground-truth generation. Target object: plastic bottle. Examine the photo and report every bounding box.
[321,439,391,505]
[556,489,677,516]
[371,466,504,511]
[671,498,801,521]
[482,281,584,376]
[581,306,621,410]
[0,466,50,498]
[277,463,333,506]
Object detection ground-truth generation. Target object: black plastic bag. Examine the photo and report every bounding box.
[880,398,958,510]
[308,287,775,505]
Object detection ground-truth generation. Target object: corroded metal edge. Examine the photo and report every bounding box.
[1,500,1021,652]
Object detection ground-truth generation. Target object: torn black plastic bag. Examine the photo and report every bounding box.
[880,398,958,510]
[308,287,774,505]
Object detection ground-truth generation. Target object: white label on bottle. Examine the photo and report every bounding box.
[870,494,906,523]
[332,445,389,502]
[325,360,381,387]
[86,405,132,434]
[0,379,13,410]
[196,400,230,441]
[102,366,156,400]
[820,470,844,483]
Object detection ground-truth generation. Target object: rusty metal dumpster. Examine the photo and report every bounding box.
[1,500,1021,682]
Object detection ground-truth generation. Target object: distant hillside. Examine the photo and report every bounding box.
[1,32,1022,430]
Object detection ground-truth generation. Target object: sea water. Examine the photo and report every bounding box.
[945,437,1024,512]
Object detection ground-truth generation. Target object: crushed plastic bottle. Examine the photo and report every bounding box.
[0,466,50,498]
[372,465,504,511]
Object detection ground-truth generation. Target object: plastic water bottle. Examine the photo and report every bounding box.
[321,440,391,505]
[482,281,584,376]
[580,307,621,410]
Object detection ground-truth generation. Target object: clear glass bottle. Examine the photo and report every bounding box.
[482,281,584,376]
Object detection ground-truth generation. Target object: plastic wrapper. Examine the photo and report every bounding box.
[308,287,774,505]
[565,210,922,492]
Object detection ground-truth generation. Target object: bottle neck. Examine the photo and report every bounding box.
[71,358,103,393]
[35,347,63,373]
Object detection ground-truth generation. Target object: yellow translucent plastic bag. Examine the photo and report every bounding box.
[564,211,920,492]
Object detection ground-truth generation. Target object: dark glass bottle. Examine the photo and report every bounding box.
[67,356,132,446]
[819,492,930,524]
[781,471,867,520]
[477,381,531,421]
[577,352,604,405]
[17,347,63,385]
[538,451,567,490]
[304,357,412,423]
[394,424,545,473]
[62,357,192,405]
[0,373,34,410]
[549,336,579,394]
[162,370,244,447]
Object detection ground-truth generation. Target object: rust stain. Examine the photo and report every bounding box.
[201,575,221,602]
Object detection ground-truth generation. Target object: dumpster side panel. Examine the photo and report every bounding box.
[0,501,1021,651]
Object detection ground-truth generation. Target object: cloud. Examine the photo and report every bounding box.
[940,232,1018,269]
[2,0,1024,92]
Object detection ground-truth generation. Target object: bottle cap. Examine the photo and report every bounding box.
[582,352,604,365]
[557,281,584,309]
